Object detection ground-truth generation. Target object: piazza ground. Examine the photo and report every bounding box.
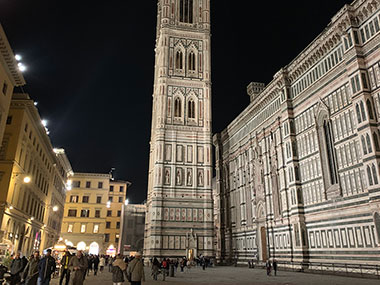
[51,266,380,285]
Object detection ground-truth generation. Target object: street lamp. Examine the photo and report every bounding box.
[124,199,129,206]
[12,172,32,184]
[52,206,59,212]
[23,176,31,184]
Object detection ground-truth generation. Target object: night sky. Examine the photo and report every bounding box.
[0,0,350,203]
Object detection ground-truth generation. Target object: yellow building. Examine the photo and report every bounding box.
[0,93,72,255]
[106,180,130,255]
[0,24,26,148]
[61,174,130,255]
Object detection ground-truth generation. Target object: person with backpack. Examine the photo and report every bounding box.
[126,252,145,285]
[111,255,126,285]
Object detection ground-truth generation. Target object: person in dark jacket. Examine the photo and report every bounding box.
[10,252,24,285]
[37,249,56,285]
[93,256,99,276]
[22,251,40,285]
[59,251,71,285]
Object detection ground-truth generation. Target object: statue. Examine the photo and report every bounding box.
[176,169,182,185]
[187,169,192,186]
[165,169,170,185]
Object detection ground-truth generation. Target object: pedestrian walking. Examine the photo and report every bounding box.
[68,250,88,285]
[151,257,160,281]
[112,255,126,285]
[22,251,40,285]
[37,249,56,285]
[272,259,278,276]
[10,252,24,285]
[99,256,105,272]
[59,251,71,285]
[265,259,272,276]
[126,252,145,285]
[93,256,99,276]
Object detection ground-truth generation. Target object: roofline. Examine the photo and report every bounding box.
[0,23,26,86]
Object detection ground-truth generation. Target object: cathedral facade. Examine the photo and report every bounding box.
[214,0,380,265]
[144,0,214,259]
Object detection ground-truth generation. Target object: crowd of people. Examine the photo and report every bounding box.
[149,255,212,281]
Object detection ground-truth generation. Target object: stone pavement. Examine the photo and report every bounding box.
[50,266,380,285]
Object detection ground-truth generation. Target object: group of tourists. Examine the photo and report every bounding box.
[149,255,213,281]
[265,259,278,276]
[7,249,56,285]
[110,252,145,285]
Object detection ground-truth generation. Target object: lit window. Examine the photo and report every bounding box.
[93,224,99,233]
[67,224,73,233]
[80,224,86,233]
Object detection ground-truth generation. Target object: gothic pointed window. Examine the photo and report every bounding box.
[174,98,182,118]
[366,133,373,153]
[175,51,183,70]
[372,164,378,184]
[356,104,362,124]
[188,51,196,71]
[323,120,338,185]
[360,101,367,121]
[374,212,380,242]
[366,99,374,120]
[179,0,193,23]
[367,165,373,186]
[373,132,380,151]
[188,99,195,119]
[361,135,368,155]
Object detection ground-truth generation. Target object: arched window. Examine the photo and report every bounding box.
[367,165,374,186]
[373,132,380,151]
[366,133,373,153]
[175,51,183,70]
[360,101,367,121]
[188,99,195,119]
[179,0,194,23]
[374,212,380,242]
[367,99,374,120]
[323,120,338,185]
[361,135,368,155]
[188,51,196,71]
[174,98,182,118]
[372,164,379,185]
[356,104,362,124]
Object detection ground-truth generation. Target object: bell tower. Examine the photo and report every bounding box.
[144,0,213,259]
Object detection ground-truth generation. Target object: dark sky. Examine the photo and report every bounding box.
[0,0,350,203]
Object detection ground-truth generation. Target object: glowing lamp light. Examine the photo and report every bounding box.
[53,206,59,212]
[18,63,26,72]
[124,199,129,206]
[106,201,111,208]
[15,54,22,61]
[23,176,31,184]
[34,102,38,106]
[41,120,48,127]
[9,205,14,210]
[30,217,34,221]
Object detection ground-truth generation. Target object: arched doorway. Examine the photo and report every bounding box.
[89,242,99,255]
[77,242,86,251]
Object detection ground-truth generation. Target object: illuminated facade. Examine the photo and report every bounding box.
[61,173,129,255]
[214,0,380,265]
[145,0,214,259]
[0,93,72,255]
[0,24,25,144]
